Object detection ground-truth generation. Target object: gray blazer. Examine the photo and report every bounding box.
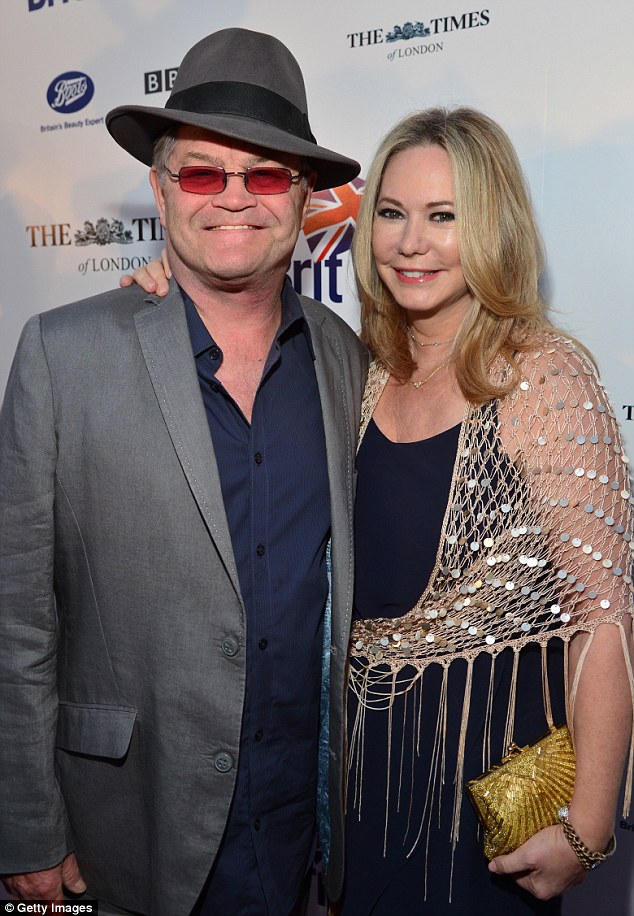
[0,282,368,915]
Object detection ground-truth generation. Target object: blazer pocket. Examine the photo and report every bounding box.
[56,702,137,759]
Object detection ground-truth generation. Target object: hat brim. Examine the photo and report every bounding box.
[106,105,360,192]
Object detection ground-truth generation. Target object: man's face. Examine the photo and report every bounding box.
[150,127,314,295]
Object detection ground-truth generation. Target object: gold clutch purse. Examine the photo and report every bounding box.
[465,725,576,860]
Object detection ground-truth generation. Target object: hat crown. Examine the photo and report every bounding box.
[105,27,360,191]
[171,28,309,115]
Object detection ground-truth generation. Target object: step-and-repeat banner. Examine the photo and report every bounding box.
[2,1,634,913]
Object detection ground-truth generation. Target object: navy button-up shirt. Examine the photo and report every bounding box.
[183,280,331,916]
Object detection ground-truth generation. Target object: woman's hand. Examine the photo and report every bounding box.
[489,824,586,900]
[120,249,171,296]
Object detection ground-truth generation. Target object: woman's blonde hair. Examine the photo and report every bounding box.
[353,107,560,402]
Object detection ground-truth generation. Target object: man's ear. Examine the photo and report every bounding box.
[149,168,167,228]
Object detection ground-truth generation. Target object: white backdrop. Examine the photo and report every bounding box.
[2,0,634,912]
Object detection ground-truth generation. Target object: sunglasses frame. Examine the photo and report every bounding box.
[166,165,304,196]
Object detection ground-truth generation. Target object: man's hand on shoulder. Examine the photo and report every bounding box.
[2,852,86,901]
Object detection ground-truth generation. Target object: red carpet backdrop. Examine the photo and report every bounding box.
[1,1,633,913]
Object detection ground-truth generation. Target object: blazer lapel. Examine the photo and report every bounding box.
[304,304,359,870]
[304,308,356,647]
[134,285,243,602]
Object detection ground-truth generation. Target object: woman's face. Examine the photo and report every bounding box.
[372,144,472,324]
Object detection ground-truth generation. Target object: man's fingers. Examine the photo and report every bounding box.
[3,863,64,900]
[61,851,87,894]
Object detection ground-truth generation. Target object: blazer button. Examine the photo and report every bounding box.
[221,636,239,657]
[214,752,234,773]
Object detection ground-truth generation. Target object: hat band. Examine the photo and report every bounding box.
[166,80,316,144]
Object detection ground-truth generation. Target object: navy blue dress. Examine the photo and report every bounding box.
[341,418,563,916]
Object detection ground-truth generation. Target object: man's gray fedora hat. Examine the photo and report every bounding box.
[106,27,360,192]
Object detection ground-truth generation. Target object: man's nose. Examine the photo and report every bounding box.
[211,172,258,206]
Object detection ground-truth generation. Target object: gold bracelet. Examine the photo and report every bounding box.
[557,807,617,871]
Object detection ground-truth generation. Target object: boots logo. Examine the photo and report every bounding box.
[47,71,94,114]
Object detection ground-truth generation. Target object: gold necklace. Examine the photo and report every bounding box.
[409,326,455,348]
[410,359,450,389]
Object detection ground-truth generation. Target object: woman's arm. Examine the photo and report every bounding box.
[120,248,172,295]
[491,338,633,899]
[490,622,631,898]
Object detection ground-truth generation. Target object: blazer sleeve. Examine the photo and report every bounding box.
[0,315,70,872]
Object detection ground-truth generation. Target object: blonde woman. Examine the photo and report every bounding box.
[343,107,631,915]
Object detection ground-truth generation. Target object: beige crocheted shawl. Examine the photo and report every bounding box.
[347,334,634,861]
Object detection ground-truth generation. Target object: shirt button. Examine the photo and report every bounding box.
[209,346,221,361]
[258,639,268,650]
[254,452,263,465]
[221,636,239,657]
[256,544,265,557]
[214,752,234,773]
[255,729,263,742]
[254,818,261,831]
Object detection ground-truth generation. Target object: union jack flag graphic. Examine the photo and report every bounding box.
[302,178,365,262]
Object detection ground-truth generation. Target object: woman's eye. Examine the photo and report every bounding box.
[376,208,403,220]
[431,211,455,223]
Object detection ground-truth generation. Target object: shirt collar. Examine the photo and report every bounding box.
[181,276,314,359]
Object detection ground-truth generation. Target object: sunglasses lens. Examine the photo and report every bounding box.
[245,168,292,194]
[178,167,225,194]
[175,167,296,195]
